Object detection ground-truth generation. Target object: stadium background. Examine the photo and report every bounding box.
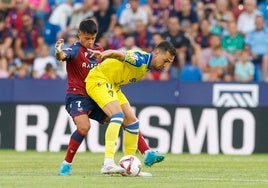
[0,79,267,154]
[0,0,268,154]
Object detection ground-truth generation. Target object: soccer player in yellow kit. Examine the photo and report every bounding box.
[85,41,176,175]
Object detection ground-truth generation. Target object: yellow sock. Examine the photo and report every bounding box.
[123,121,139,155]
[105,122,122,158]
[124,131,138,155]
[105,112,124,158]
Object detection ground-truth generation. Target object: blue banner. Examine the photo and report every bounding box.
[0,80,268,107]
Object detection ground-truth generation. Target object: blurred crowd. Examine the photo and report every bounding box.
[0,0,268,82]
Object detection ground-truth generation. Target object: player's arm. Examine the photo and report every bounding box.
[55,39,67,61]
[101,50,125,61]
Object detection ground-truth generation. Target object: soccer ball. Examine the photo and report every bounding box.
[119,155,142,176]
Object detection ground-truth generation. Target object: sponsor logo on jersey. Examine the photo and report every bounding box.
[82,62,87,68]
[108,90,114,97]
[213,84,259,107]
[129,78,137,83]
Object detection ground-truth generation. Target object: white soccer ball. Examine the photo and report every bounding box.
[119,155,142,176]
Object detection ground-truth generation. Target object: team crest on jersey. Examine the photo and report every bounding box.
[130,53,138,60]
[125,52,138,65]
[77,107,83,112]
[108,90,114,97]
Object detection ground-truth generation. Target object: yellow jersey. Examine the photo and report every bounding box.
[85,50,152,86]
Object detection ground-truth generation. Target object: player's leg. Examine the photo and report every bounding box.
[138,132,165,166]
[121,102,155,176]
[120,102,139,156]
[119,91,165,167]
[95,106,165,167]
[59,95,93,176]
[137,132,150,154]
[100,101,126,174]
[86,82,125,174]
[122,126,165,167]
[123,120,139,155]
[59,114,90,176]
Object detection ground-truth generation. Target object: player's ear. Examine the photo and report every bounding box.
[77,30,81,39]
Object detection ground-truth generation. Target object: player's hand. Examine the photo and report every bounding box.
[88,49,102,58]
[55,39,64,53]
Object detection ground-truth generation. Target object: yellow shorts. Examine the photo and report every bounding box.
[86,81,129,109]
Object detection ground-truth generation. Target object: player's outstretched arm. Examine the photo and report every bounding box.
[101,50,125,61]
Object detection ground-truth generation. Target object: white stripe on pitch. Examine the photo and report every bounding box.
[176,177,268,183]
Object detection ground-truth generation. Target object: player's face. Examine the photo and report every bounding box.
[151,51,174,71]
[78,31,97,49]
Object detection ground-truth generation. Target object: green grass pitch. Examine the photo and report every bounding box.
[0,150,267,188]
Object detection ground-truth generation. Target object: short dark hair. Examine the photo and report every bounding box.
[79,19,98,34]
[155,41,177,56]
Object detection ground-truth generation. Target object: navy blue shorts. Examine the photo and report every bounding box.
[65,94,107,123]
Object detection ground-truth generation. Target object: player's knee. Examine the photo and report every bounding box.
[77,122,91,135]
[123,116,138,125]
[124,121,139,135]
[110,112,125,124]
